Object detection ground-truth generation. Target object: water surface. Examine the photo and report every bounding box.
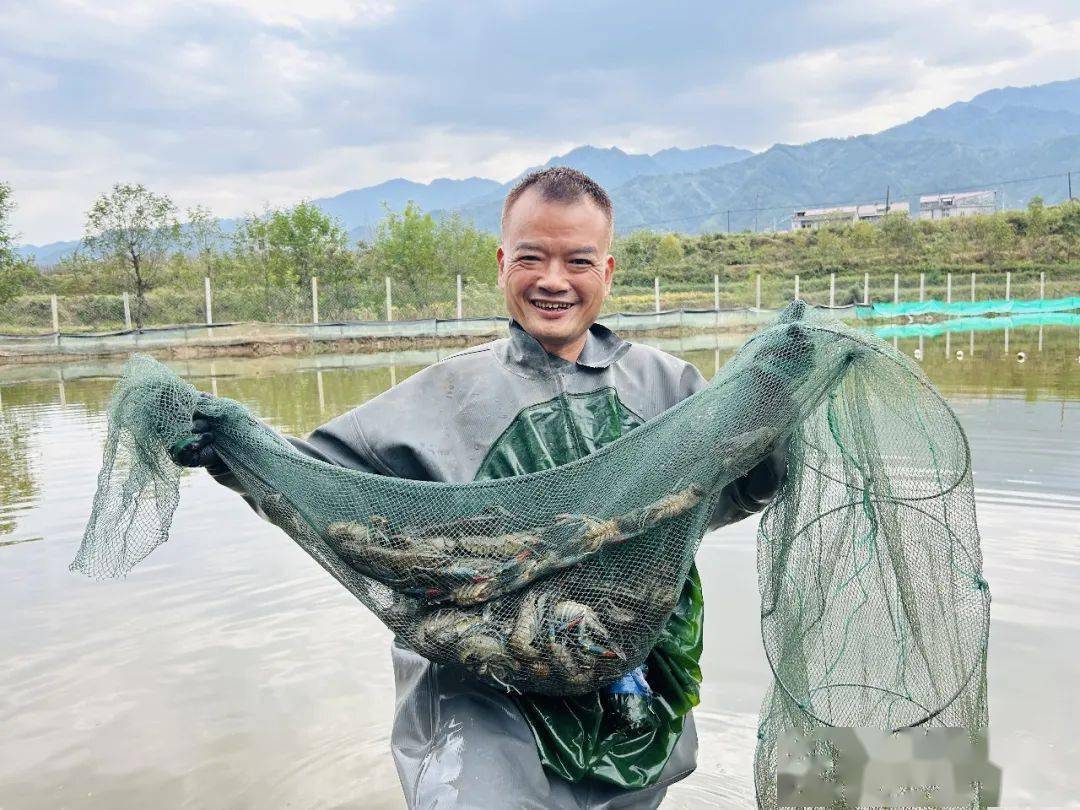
[1,325,1078,808]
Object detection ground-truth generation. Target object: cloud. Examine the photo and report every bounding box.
[0,0,1077,243]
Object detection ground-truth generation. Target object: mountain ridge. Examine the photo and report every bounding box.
[16,76,1080,262]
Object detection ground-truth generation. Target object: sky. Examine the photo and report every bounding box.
[3,0,1080,245]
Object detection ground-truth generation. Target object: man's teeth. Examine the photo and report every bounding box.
[533,301,573,311]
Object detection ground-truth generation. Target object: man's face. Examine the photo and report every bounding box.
[497,188,615,358]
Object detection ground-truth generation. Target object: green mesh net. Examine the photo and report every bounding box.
[71,302,990,805]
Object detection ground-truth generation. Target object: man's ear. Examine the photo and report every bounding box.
[603,254,615,294]
[496,246,506,290]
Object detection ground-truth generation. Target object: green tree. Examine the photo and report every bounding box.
[655,233,684,271]
[368,201,440,292]
[612,231,660,281]
[185,205,224,281]
[232,209,288,319]
[436,212,499,284]
[230,202,351,319]
[83,183,181,327]
[264,200,350,288]
[0,182,39,305]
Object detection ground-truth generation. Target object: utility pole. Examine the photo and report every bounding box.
[1069,171,1074,201]
[884,185,891,214]
[726,210,731,233]
[754,193,760,233]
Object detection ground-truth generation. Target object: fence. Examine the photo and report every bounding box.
[0,270,1074,359]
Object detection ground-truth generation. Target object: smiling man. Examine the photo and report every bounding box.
[181,167,786,808]
[497,172,616,362]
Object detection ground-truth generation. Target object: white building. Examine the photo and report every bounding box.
[918,190,996,220]
[791,201,909,230]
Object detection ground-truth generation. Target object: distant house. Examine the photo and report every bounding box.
[791,201,910,230]
[918,190,996,220]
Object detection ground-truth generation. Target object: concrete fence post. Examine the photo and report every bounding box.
[893,273,900,304]
[946,272,953,304]
[1005,271,1011,301]
[456,274,463,320]
[755,273,761,309]
[385,276,393,322]
[713,274,720,311]
[863,272,870,305]
[794,274,800,299]
[653,277,660,313]
[1040,271,1046,300]
[122,292,132,330]
[204,277,213,325]
[311,276,319,324]
[50,294,60,343]
[919,272,925,302]
[971,272,976,302]
[829,273,835,307]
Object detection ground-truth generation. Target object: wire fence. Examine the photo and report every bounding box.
[0,270,1075,359]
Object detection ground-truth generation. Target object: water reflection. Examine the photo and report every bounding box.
[0,324,1077,808]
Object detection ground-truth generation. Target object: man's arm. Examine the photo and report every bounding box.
[673,362,789,530]
[172,407,384,511]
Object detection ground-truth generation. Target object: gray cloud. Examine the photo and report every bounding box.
[0,0,1077,242]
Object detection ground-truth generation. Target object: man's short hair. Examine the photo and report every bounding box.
[501,167,615,247]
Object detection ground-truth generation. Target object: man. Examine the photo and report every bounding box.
[175,167,785,808]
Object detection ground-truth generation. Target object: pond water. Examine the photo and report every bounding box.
[1,324,1078,809]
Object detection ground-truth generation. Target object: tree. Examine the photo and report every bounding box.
[367,201,440,293]
[655,233,684,271]
[436,212,499,284]
[83,183,181,327]
[230,202,352,319]
[0,182,39,305]
[185,205,224,281]
[231,209,287,319]
[264,201,350,289]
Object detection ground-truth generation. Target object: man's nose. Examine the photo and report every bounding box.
[536,259,572,291]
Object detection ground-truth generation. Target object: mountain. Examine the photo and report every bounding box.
[312,177,502,242]
[483,76,1080,235]
[877,102,1080,150]
[600,77,1080,233]
[967,77,1080,114]
[15,239,82,266]
[652,145,755,174]
[509,144,754,190]
[611,133,1080,233]
[16,77,1080,261]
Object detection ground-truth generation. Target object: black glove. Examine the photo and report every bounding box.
[169,395,220,468]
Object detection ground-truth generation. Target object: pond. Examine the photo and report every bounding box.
[1,323,1078,808]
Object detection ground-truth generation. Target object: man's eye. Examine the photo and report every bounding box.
[516,255,540,262]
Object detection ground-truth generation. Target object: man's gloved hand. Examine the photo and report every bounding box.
[168,395,220,468]
[169,416,217,467]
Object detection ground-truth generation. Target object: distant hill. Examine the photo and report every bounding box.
[612,133,1080,233]
[15,239,81,266]
[968,77,1080,114]
[451,144,756,230]
[17,77,1080,262]
[312,177,502,242]
[509,144,754,189]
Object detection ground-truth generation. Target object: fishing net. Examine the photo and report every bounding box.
[71,302,989,805]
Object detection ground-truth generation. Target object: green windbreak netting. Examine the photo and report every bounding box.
[858,295,1080,319]
[71,301,990,806]
[875,311,1080,339]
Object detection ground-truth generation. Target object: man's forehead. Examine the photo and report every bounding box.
[505,189,609,231]
[504,197,610,251]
